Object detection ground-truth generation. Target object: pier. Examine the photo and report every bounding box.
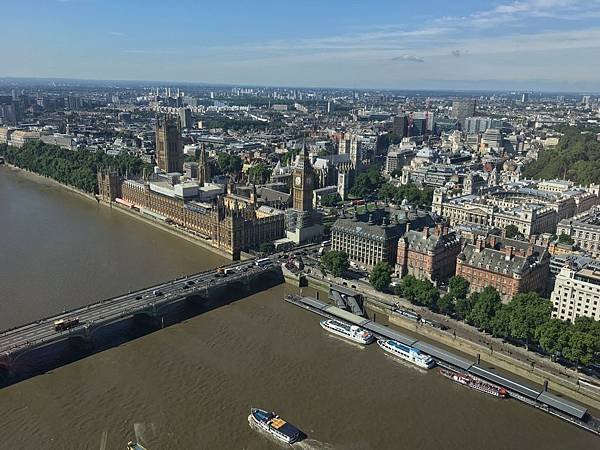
[285,293,600,437]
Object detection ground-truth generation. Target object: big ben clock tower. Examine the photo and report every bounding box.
[293,144,314,212]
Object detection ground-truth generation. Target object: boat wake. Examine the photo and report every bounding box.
[293,438,335,449]
[248,415,335,449]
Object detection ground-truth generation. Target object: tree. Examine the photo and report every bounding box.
[217,153,242,175]
[320,193,341,207]
[259,242,275,254]
[564,332,598,367]
[538,319,571,356]
[558,233,574,245]
[398,275,439,309]
[467,287,502,332]
[507,293,552,349]
[321,251,349,277]
[369,261,392,291]
[491,304,512,338]
[247,163,270,184]
[437,294,455,316]
[448,276,470,300]
[455,296,474,321]
[349,167,383,198]
[505,225,521,239]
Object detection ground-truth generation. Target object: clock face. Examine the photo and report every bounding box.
[295,176,302,187]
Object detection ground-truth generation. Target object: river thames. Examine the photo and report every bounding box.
[0,166,596,449]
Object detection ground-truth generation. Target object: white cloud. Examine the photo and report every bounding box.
[391,55,425,63]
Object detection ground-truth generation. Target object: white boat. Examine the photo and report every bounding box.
[320,319,374,344]
[377,339,435,369]
[126,442,149,450]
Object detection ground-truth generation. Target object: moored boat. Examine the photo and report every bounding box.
[320,319,374,344]
[377,339,435,369]
[250,408,303,444]
[439,368,508,398]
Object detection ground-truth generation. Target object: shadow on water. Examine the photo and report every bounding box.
[0,271,284,389]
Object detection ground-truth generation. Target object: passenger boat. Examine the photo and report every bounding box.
[439,368,508,398]
[377,339,435,369]
[250,408,303,444]
[320,319,374,344]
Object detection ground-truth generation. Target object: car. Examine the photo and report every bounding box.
[153,290,163,296]
[136,295,142,300]
[186,280,196,285]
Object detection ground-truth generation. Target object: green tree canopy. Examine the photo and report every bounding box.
[558,233,575,245]
[217,152,242,175]
[467,287,502,332]
[505,225,521,239]
[321,251,350,277]
[448,276,470,300]
[369,261,392,291]
[247,163,271,184]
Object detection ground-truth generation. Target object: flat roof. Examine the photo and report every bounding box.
[324,306,366,326]
[330,284,362,297]
[296,296,329,311]
[362,322,418,346]
[413,341,474,371]
[536,392,587,419]
[469,365,540,399]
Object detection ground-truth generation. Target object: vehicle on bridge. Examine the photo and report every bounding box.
[53,317,80,332]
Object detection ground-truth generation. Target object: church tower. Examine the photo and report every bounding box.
[292,144,314,212]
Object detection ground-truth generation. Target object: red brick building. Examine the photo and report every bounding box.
[455,235,549,301]
[396,225,462,284]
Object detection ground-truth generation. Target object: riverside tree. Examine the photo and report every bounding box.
[320,251,349,277]
[369,261,393,291]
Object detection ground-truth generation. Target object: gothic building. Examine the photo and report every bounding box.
[156,115,183,173]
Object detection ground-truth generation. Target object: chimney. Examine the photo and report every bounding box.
[504,246,514,261]
[489,235,497,249]
[424,227,430,238]
[434,224,442,236]
[527,243,534,257]
[476,238,484,252]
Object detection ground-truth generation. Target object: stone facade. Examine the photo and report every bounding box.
[551,262,600,323]
[556,206,600,258]
[103,174,284,260]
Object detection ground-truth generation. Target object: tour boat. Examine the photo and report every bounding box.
[377,339,436,369]
[320,319,374,344]
[250,408,303,444]
[439,368,508,398]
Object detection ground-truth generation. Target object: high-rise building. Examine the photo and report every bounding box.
[521,93,529,103]
[465,117,493,134]
[155,115,183,173]
[179,107,192,129]
[451,100,476,125]
[392,114,408,140]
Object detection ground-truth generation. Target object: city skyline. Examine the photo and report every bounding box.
[3,0,600,92]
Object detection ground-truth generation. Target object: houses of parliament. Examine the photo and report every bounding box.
[98,115,287,260]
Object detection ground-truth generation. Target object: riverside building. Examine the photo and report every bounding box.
[551,261,600,323]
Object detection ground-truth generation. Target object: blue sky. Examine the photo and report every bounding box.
[3,0,600,91]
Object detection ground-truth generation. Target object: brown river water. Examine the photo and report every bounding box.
[0,166,596,449]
